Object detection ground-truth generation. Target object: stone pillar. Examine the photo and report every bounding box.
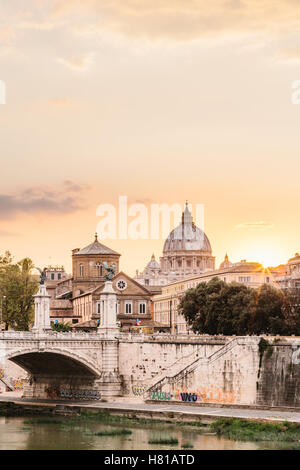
[98,281,119,336]
[32,284,51,332]
[97,281,121,397]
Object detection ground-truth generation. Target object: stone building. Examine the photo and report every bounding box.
[46,234,163,332]
[43,267,75,325]
[274,253,300,289]
[44,266,69,300]
[153,258,278,334]
[135,202,215,286]
[72,233,121,297]
[72,271,156,331]
[134,254,162,287]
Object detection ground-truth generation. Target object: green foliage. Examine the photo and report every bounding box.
[24,418,65,425]
[0,252,38,331]
[211,418,300,442]
[182,442,194,449]
[178,277,300,336]
[178,278,253,336]
[258,338,269,355]
[148,437,178,445]
[51,322,71,332]
[258,338,273,376]
[92,429,132,436]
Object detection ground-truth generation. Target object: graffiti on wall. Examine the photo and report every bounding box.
[150,391,172,401]
[148,387,237,404]
[0,369,25,390]
[12,379,25,390]
[45,386,101,400]
[174,387,237,404]
[179,392,201,402]
[132,385,148,396]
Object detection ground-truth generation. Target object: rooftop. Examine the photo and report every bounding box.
[73,233,120,257]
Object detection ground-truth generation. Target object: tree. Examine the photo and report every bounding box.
[280,288,300,335]
[178,277,300,336]
[178,277,253,335]
[248,284,287,335]
[0,254,38,331]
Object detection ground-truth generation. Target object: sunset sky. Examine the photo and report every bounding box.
[0,0,300,276]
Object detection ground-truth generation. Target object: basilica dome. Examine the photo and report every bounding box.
[146,254,161,271]
[163,203,212,254]
[159,202,215,277]
[135,202,215,286]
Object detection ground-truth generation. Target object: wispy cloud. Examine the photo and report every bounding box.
[49,0,300,41]
[57,53,95,71]
[0,181,88,220]
[235,221,274,230]
[0,230,20,237]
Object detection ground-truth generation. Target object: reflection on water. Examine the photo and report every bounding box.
[0,417,292,450]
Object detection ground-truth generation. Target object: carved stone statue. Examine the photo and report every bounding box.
[36,267,47,285]
[103,262,116,281]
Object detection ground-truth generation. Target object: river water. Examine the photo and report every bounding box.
[0,416,290,450]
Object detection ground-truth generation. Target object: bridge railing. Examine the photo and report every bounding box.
[0,330,98,340]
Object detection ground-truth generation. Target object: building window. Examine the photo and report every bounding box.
[72,319,78,324]
[95,263,103,277]
[51,273,55,280]
[58,273,61,280]
[116,279,127,291]
[139,302,146,314]
[145,279,149,285]
[125,301,132,314]
[97,302,101,314]
[79,264,84,277]
[238,276,251,283]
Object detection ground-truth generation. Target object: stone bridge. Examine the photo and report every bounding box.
[0,330,120,400]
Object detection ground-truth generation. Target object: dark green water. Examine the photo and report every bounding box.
[0,416,290,450]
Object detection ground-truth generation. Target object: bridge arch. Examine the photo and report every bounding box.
[6,348,102,378]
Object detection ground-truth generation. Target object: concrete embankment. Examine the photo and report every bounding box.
[1,396,300,425]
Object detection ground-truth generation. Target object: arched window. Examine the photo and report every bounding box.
[95,263,103,277]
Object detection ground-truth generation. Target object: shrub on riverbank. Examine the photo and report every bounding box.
[93,429,132,437]
[211,418,300,442]
[148,437,178,445]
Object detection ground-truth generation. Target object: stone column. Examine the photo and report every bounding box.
[98,281,119,336]
[32,284,51,332]
[97,281,121,397]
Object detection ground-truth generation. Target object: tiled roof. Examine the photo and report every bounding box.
[74,240,120,256]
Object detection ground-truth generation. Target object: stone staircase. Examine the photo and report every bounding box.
[145,337,254,396]
[0,373,14,392]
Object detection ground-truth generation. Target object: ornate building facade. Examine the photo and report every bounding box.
[72,234,121,297]
[135,202,215,286]
[72,271,155,331]
[48,234,160,332]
